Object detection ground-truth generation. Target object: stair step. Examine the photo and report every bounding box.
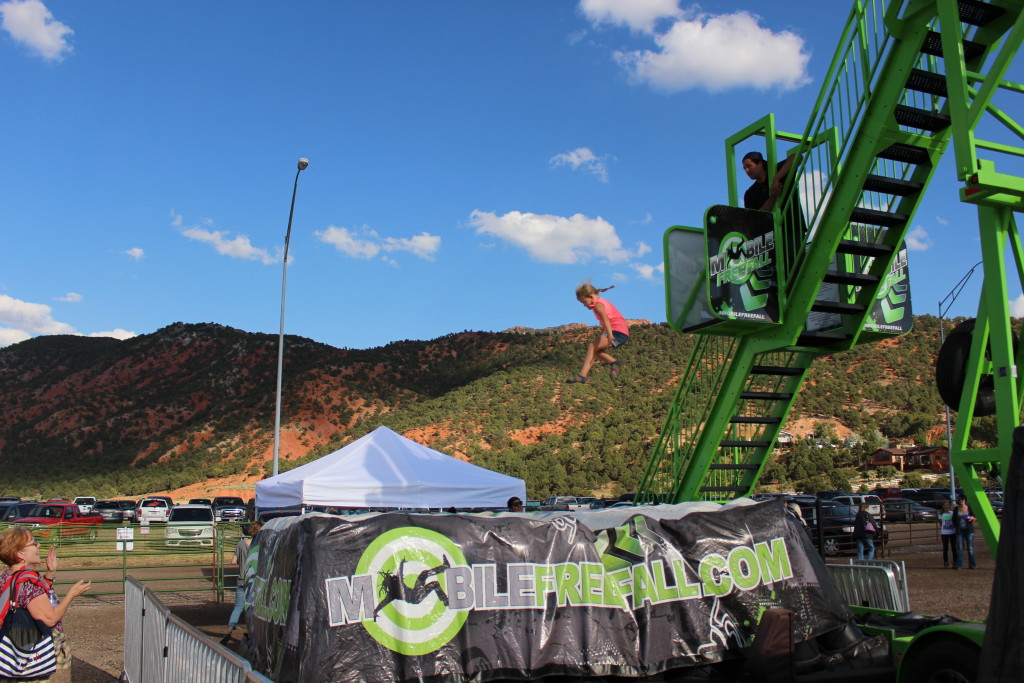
[905,68,948,97]
[824,271,881,286]
[740,391,793,401]
[812,300,868,315]
[709,463,761,470]
[862,174,923,197]
[797,331,853,346]
[730,416,783,425]
[922,30,985,62]
[957,0,1005,27]
[720,440,771,448]
[751,365,804,376]
[877,143,931,166]
[851,207,908,228]
[895,104,951,132]
[699,486,749,494]
[837,238,895,257]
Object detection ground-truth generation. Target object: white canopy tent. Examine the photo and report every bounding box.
[255,425,526,509]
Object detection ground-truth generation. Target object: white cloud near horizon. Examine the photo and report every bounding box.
[89,328,136,340]
[470,209,641,264]
[316,226,441,262]
[1011,294,1024,318]
[125,247,144,260]
[0,0,72,61]
[0,328,30,347]
[55,292,82,303]
[550,147,612,183]
[906,225,931,251]
[581,2,811,93]
[0,294,75,341]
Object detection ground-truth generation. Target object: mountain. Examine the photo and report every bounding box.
[0,316,963,501]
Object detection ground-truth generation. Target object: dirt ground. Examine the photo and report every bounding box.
[58,536,996,682]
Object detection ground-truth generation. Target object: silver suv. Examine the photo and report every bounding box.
[831,494,883,517]
[212,497,246,522]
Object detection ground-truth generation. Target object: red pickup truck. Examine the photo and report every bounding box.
[15,502,103,540]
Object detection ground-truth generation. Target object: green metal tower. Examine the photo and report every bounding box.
[639,0,1024,555]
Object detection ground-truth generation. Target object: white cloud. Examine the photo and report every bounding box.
[635,241,652,257]
[0,294,74,336]
[125,247,144,260]
[89,328,136,340]
[935,215,949,226]
[0,0,72,61]
[632,261,664,281]
[580,0,681,34]
[55,292,81,303]
[0,327,30,347]
[1011,294,1024,318]
[316,226,440,262]
[611,9,811,93]
[469,209,641,264]
[550,147,611,183]
[905,225,932,251]
[170,210,183,227]
[182,226,276,265]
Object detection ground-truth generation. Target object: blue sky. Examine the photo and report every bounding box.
[1,0,1018,350]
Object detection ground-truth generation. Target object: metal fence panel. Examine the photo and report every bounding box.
[122,577,145,683]
[165,613,252,683]
[825,561,909,612]
[141,586,171,683]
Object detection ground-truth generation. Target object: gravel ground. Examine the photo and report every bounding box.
[58,535,996,681]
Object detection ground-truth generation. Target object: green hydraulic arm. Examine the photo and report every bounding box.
[638,0,1024,525]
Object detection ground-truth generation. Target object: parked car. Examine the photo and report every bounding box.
[15,502,104,540]
[73,496,97,514]
[831,495,883,517]
[0,501,36,523]
[882,498,938,522]
[0,497,20,503]
[870,488,905,499]
[213,497,246,522]
[525,500,542,512]
[137,498,171,523]
[116,500,138,522]
[188,498,213,506]
[93,499,128,523]
[164,505,216,546]
[902,489,954,510]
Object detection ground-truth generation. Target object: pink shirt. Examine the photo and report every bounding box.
[593,296,628,335]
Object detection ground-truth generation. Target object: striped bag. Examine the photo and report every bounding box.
[0,570,56,678]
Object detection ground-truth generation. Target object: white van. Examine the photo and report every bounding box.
[832,495,883,518]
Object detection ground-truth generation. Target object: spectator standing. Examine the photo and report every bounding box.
[507,497,523,512]
[853,503,878,561]
[0,527,91,683]
[954,497,977,569]
[939,500,959,568]
[222,521,263,644]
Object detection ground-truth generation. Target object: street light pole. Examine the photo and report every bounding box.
[938,260,982,502]
[273,158,309,478]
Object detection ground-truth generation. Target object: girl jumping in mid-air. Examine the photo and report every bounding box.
[568,283,629,384]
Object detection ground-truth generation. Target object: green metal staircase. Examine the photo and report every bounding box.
[639,0,1024,506]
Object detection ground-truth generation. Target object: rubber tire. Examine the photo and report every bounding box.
[903,639,979,683]
[936,319,997,417]
[822,537,841,556]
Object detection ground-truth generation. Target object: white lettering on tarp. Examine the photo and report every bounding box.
[325,574,377,626]
[322,537,795,624]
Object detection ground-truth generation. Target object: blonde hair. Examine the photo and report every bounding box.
[576,282,615,300]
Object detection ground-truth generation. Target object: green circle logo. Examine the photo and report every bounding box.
[355,526,468,655]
